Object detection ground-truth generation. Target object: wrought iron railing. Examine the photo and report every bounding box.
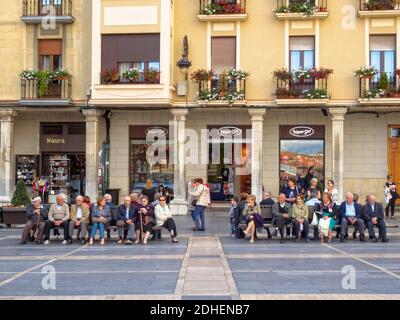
[198,74,246,102]
[23,0,72,16]
[276,0,328,12]
[359,72,400,98]
[359,0,400,11]
[275,72,329,99]
[199,0,246,15]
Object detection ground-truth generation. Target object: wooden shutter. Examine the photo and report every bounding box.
[39,39,62,55]
[211,37,236,74]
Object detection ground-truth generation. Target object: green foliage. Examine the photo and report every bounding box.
[378,72,389,90]
[11,179,31,207]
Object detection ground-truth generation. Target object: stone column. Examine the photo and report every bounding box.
[329,107,347,203]
[170,108,189,215]
[0,110,17,202]
[249,108,266,203]
[82,108,102,202]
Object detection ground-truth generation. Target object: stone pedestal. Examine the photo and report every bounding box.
[0,110,17,203]
[82,108,102,202]
[249,108,266,202]
[170,109,189,215]
[329,107,347,203]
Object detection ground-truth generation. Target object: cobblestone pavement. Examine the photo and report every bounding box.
[0,216,400,300]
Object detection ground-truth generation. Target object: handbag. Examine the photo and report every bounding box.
[191,199,198,207]
[311,212,319,226]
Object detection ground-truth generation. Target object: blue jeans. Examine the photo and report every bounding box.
[193,205,206,230]
[90,222,105,239]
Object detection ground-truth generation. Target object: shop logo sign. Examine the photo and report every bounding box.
[46,137,66,144]
[289,126,315,138]
[218,126,242,137]
[145,127,168,137]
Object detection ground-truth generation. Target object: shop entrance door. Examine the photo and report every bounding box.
[207,142,251,202]
[388,126,400,204]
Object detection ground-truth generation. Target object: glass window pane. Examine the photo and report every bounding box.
[290,51,301,71]
[370,51,381,71]
[384,51,395,75]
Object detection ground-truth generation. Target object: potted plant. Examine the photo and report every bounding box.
[275,87,291,99]
[191,69,215,82]
[144,68,161,84]
[378,72,389,91]
[365,0,395,10]
[121,68,140,82]
[311,68,333,80]
[225,68,249,80]
[53,68,71,81]
[100,68,120,84]
[354,66,378,79]
[1,179,31,226]
[273,68,292,82]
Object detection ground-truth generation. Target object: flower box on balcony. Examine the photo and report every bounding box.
[275,0,329,20]
[21,0,74,24]
[197,0,248,21]
[358,0,400,17]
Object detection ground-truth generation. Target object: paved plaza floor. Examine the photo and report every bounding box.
[1,215,400,300]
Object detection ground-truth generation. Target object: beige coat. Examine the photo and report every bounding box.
[48,203,70,221]
[70,204,90,223]
[190,184,210,207]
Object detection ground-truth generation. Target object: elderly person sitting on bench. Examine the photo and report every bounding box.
[20,197,48,245]
[339,192,365,242]
[242,195,262,243]
[291,194,309,243]
[272,193,292,244]
[154,196,179,243]
[44,194,70,245]
[116,196,136,245]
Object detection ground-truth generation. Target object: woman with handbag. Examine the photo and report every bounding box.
[89,197,111,246]
[189,178,210,231]
[134,195,155,245]
[385,175,398,219]
[242,195,263,243]
[315,192,339,243]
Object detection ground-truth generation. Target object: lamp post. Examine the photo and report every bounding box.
[176,35,192,80]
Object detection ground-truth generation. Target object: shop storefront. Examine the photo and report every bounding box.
[279,125,325,192]
[39,123,86,203]
[207,125,251,201]
[129,125,174,193]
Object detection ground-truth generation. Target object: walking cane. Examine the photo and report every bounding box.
[34,209,41,242]
[140,210,144,243]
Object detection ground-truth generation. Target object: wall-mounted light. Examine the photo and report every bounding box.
[176,35,192,80]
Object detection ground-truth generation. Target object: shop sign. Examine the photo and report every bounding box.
[145,127,168,137]
[289,126,315,138]
[218,126,242,137]
[46,137,66,144]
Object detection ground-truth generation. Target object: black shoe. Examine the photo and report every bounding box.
[352,232,357,240]
[382,238,389,243]
[272,229,278,237]
[198,228,205,231]
[280,238,285,244]
[360,234,365,242]
[340,234,344,243]
[344,233,348,239]
[19,241,26,245]
[81,239,86,245]
[36,240,43,245]
[68,239,73,245]
[372,237,379,243]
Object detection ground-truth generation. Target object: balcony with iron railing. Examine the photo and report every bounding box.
[20,70,72,106]
[358,71,400,104]
[21,0,74,24]
[273,68,332,106]
[275,0,329,20]
[197,0,248,22]
[358,0,400,17]
[191,69,248,106]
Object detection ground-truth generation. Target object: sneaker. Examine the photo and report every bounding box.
[125,240,133,245]
[44,240,50,245]
[100,239,105,245]
[117,239,123,244]
[249,239,254,243]
[19,241,26,245]
[62,240,68,245]
[89,238,94,245]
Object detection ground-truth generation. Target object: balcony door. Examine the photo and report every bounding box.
[38,39,62,97]
[370,35,396,85]
[211,37,237,92]
[289,36,315,91]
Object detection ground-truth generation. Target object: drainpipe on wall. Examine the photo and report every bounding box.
[101,111,111,195]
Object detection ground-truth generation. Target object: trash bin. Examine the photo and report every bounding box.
[106,188,120,205]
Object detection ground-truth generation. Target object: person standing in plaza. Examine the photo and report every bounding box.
[141,179,157,203]
[69,195,90,244]
[189,178,210,231]
[324,180,340,205]
[228,196,240,237]
[291,195,310,243]
[385,175,398,219]
[44,194,70,245]
[20,197,48,245]
[306,178,321,206]
[282,177,299,206]
[89,197,111,246]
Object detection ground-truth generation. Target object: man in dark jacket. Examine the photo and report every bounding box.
[272,193,292,244]
[20,197,48,245]
[362,194,388,243]
[116,196,136,245]
[339,192,365,242]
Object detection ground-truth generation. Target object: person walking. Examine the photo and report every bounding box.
[189,178,210,231]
